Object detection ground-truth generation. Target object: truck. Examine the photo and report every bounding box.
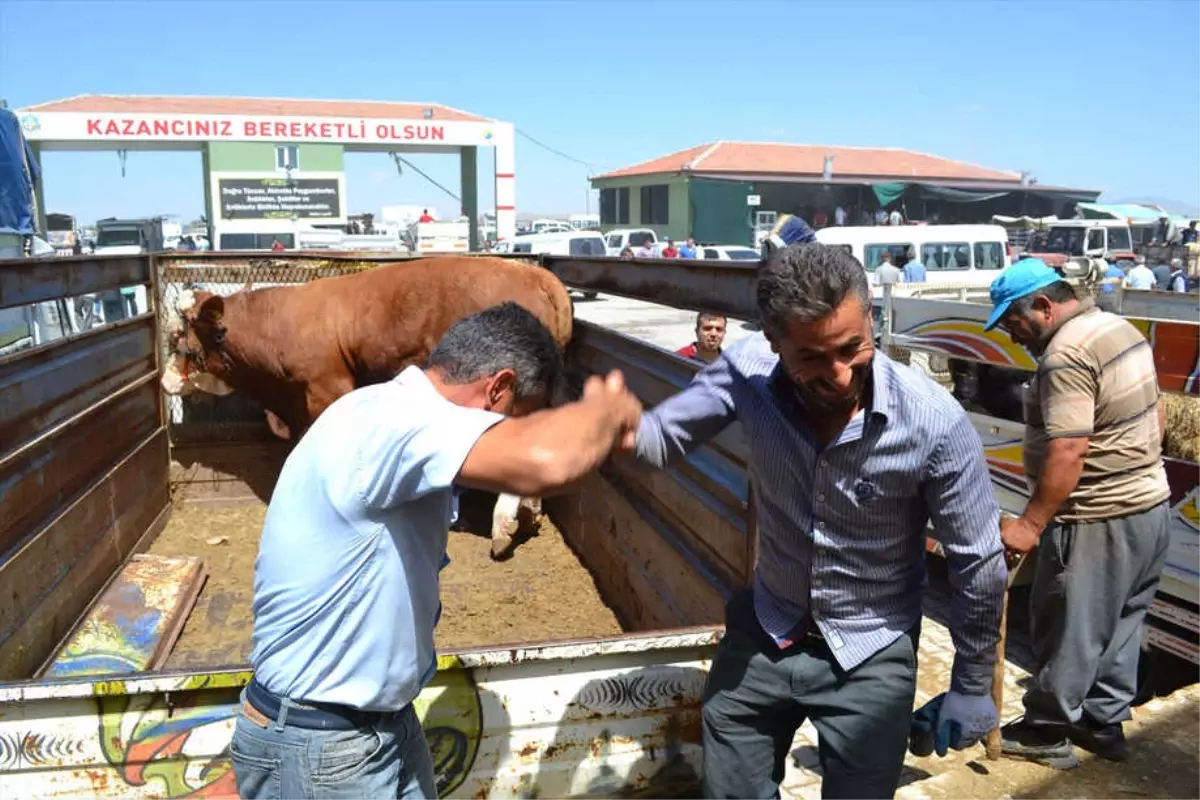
[1025,218,1136,265]
[0,250,748,799]
[44,212,82,256]
[409,217,472,253]
[93,217,184,315]
[0,105,92,352]
[0,250,1194,799]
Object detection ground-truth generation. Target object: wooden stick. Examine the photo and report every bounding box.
[985,552,1026,760]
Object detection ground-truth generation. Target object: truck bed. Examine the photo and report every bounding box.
[147,493,624,670]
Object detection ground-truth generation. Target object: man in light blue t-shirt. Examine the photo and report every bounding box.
[1124,255,1156,291]
[230,302,642,800]
[902,247,927,283]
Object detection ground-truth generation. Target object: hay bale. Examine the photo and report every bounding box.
[1163,394,1200,462]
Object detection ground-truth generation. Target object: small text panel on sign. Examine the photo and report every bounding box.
[217,178,341,221]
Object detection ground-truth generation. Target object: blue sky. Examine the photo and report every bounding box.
[2,0,1197,225]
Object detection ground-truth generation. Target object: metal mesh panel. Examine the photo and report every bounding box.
[156,257,387,442]
[884,344,953,387]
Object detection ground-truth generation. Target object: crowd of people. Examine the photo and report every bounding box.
[1103,253,1191,293]
[617,235,702,259]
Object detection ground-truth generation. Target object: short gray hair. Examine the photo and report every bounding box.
[1008,280,1078,316]
[427,302,563,402]
[756,244,869,338]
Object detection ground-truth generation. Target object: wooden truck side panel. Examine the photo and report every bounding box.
[0,257,169,682]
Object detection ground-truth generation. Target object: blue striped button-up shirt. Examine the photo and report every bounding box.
[635,334,1006,694]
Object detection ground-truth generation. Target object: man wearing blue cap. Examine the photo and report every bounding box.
[984,259,1170,769]
[759,212,816,259]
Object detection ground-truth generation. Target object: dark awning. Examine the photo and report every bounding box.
[872,182,907,206]
[917,184,1011,203]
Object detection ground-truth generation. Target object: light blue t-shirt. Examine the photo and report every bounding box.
[1125,264,1156,291]
[902,260,927,283]
[249,366,503,711]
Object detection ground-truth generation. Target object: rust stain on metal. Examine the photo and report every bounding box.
[83,767,114,795]
[679,714,703,744]
[518,742,539,758]
[472,788,490,800]
[541,742,569,760]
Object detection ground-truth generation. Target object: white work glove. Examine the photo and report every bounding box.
[935,690,998,755]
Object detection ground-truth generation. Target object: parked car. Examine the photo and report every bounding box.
[696,244,760,260]
[603,228,657,256]
[509,231,607,299]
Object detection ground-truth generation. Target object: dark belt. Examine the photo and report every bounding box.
[784,618,825,646]
[245,677,400,731]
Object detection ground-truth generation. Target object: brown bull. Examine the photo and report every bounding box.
[161,255,574,558]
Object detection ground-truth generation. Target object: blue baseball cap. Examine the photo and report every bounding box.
[984,258,1062,331]
[761,214,816,258]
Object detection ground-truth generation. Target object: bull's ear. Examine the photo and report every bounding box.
[197,294,225,324]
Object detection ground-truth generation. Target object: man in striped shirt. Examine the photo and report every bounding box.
[985,259,1171,769]
[636,244,1007,799]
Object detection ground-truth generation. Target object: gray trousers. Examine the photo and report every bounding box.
[701,589,918,799]
[1024,501,1171,728]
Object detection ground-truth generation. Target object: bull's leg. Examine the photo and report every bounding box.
[490,493,521,559]
[489,494,544,559]
[264,410,293,440]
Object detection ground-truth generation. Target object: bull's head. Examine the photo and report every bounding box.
[161,289,237,397]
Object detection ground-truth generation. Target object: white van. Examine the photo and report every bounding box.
[814,224,1012,287]
[603,228,657,256]
[509,230,608,299]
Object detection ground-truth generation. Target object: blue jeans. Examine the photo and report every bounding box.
[230,691,437,799]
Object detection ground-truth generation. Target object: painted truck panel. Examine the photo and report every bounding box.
[0,630,718,799]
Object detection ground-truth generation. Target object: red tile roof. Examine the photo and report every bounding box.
[594,141,1022,183]
[21,94,490,123]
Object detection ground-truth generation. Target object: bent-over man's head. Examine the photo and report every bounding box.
[757,244,874,413]
[425,301,563,417]
[983,259,1078,356]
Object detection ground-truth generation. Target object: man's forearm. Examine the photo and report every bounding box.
[945,545,1006,696]
[458,403,629,497]
[1022,437,1088,529]
[517,404,628,491]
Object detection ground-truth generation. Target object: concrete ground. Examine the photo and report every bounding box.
[575,291,1200,800]
[570,292,758,354]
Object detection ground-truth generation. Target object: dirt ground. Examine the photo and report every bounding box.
[148,503,264,669]
[149,492,622,669]
[889,683,1200,800]
[878,568,1200,800]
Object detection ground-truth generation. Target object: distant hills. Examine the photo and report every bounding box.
[1106,196,1200,216]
